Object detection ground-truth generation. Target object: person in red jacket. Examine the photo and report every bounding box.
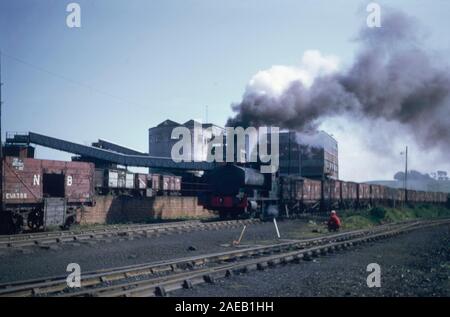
[327,210,341,232]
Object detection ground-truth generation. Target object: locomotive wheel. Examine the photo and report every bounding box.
[218,210,229,219]
[27,208,44,231]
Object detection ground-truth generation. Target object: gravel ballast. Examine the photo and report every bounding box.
[0,219,312,283]
[171,224,450,297]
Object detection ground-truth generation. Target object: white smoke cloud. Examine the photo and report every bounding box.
[244,50,340,98]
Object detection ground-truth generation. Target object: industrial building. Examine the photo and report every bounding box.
[148,119,224,162]
[271,130,339,180]
[148,120,339,180]
[299,131,339,180]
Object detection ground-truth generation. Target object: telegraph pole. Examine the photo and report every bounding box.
[404,146,408,203]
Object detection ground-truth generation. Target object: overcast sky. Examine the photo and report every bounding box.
[1,0,449,181]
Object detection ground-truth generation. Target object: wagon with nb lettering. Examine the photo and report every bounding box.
[1,156,95,233]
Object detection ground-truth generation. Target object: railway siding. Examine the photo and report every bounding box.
[0,219,260,250]
[1,219,447,297]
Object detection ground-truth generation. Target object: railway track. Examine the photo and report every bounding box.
[1,219,447,297]
[0,219,260,249]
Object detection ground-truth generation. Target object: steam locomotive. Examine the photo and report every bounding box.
[202,164,449,218]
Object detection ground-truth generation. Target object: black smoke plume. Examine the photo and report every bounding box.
[227,10,450,152]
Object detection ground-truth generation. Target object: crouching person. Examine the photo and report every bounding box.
[327,210,341,232]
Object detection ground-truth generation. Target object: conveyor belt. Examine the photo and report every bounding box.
[92,139,147,156]
[8,132,215,170]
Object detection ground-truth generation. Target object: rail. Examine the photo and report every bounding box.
[1,219,447,297]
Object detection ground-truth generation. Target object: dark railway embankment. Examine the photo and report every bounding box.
[172,222,450,297]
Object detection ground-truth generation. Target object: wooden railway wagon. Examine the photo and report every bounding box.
[322,179,341,210]
[438,192,444,203]
[93,169,181,197]
[301,178,322,210]
[136,173,181,196]
[438,192,443,203]
[424,191,434,203]
[396,188,405,203]
[134,173,148,192]
[370,184,385,205]
[134,173,160,197]
[431,192,440,203]
[282,178,370,214]
[408,189,437,204]
[432,192,440,203]
[149,174,161,195]
[1,156,94,233]
[383,187,405,207]
[439,192,448,204]
[411,190,419,202]
[341,181,358,209]
[278,176,322,213]
[407,189,418,203]
[357,183,371,208]
[160,174,182,195]
[415,190,424,202]
[94,168,134,194]
[429,191,436,203]
[444,193,450,207]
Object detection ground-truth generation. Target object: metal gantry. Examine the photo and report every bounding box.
[7,131,216,171]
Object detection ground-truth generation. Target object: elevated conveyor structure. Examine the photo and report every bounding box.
[6,132,215,171]
[92,139,147,156]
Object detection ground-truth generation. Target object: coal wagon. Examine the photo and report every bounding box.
[1,156,94,233]
[341,181,358,209]
[322,179,341,210]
